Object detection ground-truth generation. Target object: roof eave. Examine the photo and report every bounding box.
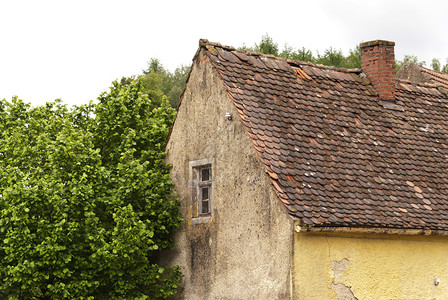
[295,222,448,236]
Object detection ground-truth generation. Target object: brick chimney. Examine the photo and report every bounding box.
[360,40,396,102]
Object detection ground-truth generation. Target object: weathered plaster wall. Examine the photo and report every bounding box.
[294,231,448,299]
[396,62,432,84]
[165,50,294,299]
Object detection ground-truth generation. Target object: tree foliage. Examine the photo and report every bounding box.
[243,34,361,69]
[254,34,279,56]
[142,59,189,109]
[431,58,448,74]
[0,80,182,299]
[244,34,448,74]
[395,54,426,72]
[119,59,189,110]
[137,59,189,109]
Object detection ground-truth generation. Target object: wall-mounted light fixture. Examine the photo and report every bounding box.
[225,112,232,121]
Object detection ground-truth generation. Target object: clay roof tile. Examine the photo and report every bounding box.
[198,39,448,231]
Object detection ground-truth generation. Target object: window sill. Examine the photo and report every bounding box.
[192,216,212,224]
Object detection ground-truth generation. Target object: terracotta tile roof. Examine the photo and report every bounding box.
[397,62,448,89]
[420,68,448,89]
[197,39,448,230]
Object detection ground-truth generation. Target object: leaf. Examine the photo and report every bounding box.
[0,88,182,298]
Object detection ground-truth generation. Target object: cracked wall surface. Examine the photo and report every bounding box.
[293,231,448,299]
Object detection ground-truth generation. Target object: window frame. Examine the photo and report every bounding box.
[189,158,214,224]
[198,166,212,215]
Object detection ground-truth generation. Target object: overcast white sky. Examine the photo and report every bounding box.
[1,0,447,107]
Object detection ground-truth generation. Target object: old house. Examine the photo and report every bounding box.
[397,61,448,89]
[165,39,448,299]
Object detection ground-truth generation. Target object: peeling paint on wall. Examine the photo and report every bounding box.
[294,232,448,299]
[331,258,357,300]
[330,282,357,300]
[331,258,349,279]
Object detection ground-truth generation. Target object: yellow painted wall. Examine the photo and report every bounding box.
[294,231,448,299]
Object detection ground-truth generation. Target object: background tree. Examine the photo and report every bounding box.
[141,59,189,109]
[395,54,426,72]
[119,59,190,110]
[431,58,448,73]
[315,47,347,68]
[280,45,314,62]
[162,64,190,108]
[243,34,361,68]
[254,34,279,56]
[431,58,441,72]
[125,34,448,115]
[341,46,361,69]
[244,34,447,74]
[0,80,182,299]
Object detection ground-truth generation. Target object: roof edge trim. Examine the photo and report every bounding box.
[295,224,448,236]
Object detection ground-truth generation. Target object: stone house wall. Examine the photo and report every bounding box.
[165,49,294,299]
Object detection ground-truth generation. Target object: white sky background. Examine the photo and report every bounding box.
[0,0,447,107]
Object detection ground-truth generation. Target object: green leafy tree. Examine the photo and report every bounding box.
[431,58,441,72]
[290,47,315,63]
[245,34,448,74]
[162,65,190,108]
[395,54,426,72]
[141,59,190,109]
[431,58,448,74]
[243,34,361,68]
[140,59,167,109]
[0,79,182,299]
[443,59,448,74]
[242,34,280,56]
[119,58,189,110]
[254,34,279,56]
[315,46,360,69]
[280,44,315,62]
[316,47,346,68]
[344,46,361,69]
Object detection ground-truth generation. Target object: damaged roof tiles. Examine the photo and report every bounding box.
[194,39,448,231]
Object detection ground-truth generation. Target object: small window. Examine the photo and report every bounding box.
[189,158,213,221]
[198,166,212,215]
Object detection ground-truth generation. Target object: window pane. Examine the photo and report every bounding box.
[201,187,209,200]
[201,200,209,214]
[201,167,210,181]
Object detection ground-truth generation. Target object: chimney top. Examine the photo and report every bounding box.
[360,40,395,49]
[360,40,396,103]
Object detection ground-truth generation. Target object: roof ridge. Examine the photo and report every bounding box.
[288,60,361,73]
[407,62,448,78]
[400,62,448,85]
[421,69,448,83]
[199,39,361,74]
[396,77,444,89]
[199,39,236,51]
